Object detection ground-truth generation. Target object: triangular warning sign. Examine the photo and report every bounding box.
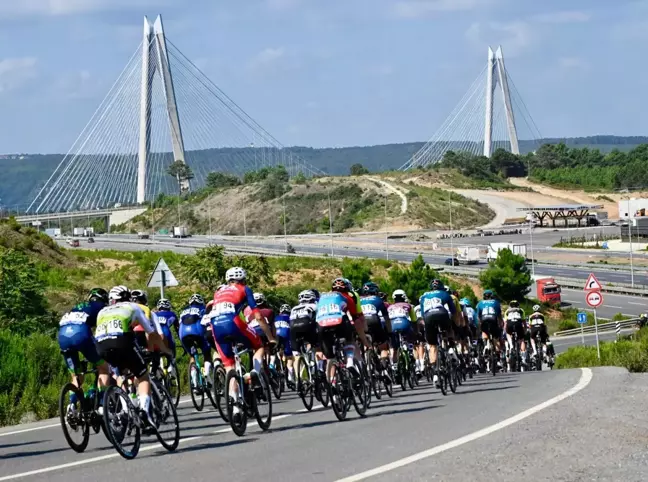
[583,273,602,292]
[147,258,179,288]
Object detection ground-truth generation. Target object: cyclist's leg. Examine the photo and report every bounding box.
[179,323,198,366]
[423,314,441,368]
[317,325,336,382]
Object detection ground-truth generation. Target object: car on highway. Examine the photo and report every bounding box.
[138,232,150,239]
[66,238,80,247]
[444,257,460,266]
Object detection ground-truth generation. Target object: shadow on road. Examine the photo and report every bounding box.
[0,440,48,450]
[0,447,68,460]
[370,404,445,418]
[269,418,340,434]
[455,385,518,395]
[155,437,256,456]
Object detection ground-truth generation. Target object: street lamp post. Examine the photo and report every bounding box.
[384,193,389,260]
[448,190,454,260]
[628,199,635,287]
[529,219,536,277]
[243,210,247,248]
[328,189,334,256]
[283,197,288,251]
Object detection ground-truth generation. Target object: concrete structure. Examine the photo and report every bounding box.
[484,46,519,157]
[618,198,648,220]
[137,15,188,204]
[517,204,604,227]
[16,207,147,229]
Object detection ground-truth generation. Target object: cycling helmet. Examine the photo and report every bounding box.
[298,290,317,304]
[460,297,471,307]
[332,278,348,292]
[362,282,380,296]
[509,300,519,308]
[253,292,266,305]
[532,304,540,313]
[311,289,321,301]
[279,304,291,314]
[483,289,494,299]
[88,287,108,304]
[157,298,172,311]
[226,267,246,282]
[131,289,148,305]
[430,279,443,291]
[108,285,130,303]
[342,278,354,291]
[379,292,387,301]
[393,289,407,301]
[188,293,205,305]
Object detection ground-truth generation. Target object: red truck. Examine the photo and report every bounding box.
[536,278,561,304]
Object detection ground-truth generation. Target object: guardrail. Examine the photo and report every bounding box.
[553,318,640,337]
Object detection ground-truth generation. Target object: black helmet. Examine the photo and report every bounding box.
[311,289,321,301]
[131,290,148,305]
[509,300,519,308]
[483,290,494,300]
[362,282,380,296]
[430,279,443,291]
[379,292,387,301]
[88,287,108,304]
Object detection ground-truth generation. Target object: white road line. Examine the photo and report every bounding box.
[0,398,194,438]
[0,404,323,481]
[335,368,593,482]
[628,302,646,306]
[606,305,623,309]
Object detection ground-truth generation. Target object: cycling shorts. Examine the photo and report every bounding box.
[468,324,478,341]
[416,320,426,343]
[365,315,389,345]
[423,312,451,346]
[530,324,548,343]
[391,324,416,348]
[276,334,292,357]
[97,333,147,378]
[290,318,318,354]
[318,319,354,359]
[481,317,502,338]
[58,324,102,374]
[506,321,526,340]
[212,315,262,367]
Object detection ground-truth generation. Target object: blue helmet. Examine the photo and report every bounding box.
[460,298,471,307]
[362,282,380,296]
[483,290,494,299]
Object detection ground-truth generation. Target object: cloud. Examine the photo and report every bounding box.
[533,11,591,23]
[392,0,497,18]
[0,0,168,19]
[558,57,589,70]
[247,47,287,72]
[0,57,38,94]
[465,21,533,57]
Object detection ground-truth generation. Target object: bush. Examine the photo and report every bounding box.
[557,319,579,331]
[479,249,531,302]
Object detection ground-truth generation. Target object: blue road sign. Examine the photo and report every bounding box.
[577,312,588,324]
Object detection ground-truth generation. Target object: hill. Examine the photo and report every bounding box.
[3,135,648,210]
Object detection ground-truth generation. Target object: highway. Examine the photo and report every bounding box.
[2,367,647,481]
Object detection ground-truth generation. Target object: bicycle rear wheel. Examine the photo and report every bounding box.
[151,379,179,452]
[296,356,314,411]
[254,370,273,431]
[436,354,447,396]
[165,359,181,407]
[269,363,283,401]
[59,383,89,453]
[329,363,347,421]
[102,385,141,460]
[448,361,458,394]
[225,370,247,437]
[213,364,229,422]
[189,362,204,411]
[351,360,368,418]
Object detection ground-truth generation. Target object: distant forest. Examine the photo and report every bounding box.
[2,135,648,209]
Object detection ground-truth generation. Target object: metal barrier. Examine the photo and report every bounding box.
[553,318,640,337]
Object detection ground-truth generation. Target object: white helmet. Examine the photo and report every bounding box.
[189,293,205,305]
[393,289,407,301]
[253,292,266,305]
[225,267,247,282]
[532,304,541,313]
[109,285,130,303]
[298,290,316,304]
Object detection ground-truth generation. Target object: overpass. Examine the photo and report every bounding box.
[16,206,147,229]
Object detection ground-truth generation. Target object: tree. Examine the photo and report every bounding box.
[167,160,194,194]
[205,172,241,189]
[340,258,373,290]
[382,255,441,302]
[479,248,531,302]
[293,171,307,184]
[350,163,369,175]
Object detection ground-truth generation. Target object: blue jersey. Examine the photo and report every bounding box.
[476,299,502,321]
[274,313,291,339]
[155,310,178,330]
[463,306,477,326]
[180,304,206,325]
[419,290,455,318]
[59,301,106,329]
[360,295,389,326]
[316,291,349,327]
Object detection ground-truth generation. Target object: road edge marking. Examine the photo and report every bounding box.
[335,368,593,482]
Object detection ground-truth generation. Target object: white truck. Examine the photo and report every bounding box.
[170,226,189,238]
[72,227,85,237]
[487,242,527,262]
[457,246,481,265]
[83,227,94,237]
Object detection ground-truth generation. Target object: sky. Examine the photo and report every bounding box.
[0,0,647,153]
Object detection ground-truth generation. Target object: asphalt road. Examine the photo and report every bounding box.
[3,367,647,481]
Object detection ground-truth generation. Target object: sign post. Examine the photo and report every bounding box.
[147,258,179,299]
[585,291,603,360]
[593,308,601,360]
[577,312,587,345]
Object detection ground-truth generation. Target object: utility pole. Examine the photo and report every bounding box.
[448,190,454,260]
[328,189,334,256]
[628,199,635,287]
[529,219,536,277]
[243,210,247,248]
[384,193,389,260]
[283,196,288,251]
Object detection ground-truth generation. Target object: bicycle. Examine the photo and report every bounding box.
[507,326,525,372]
[365,338,393,400]
[188,345,218,411]
[295,338,329,411]
[264,342,285,400]
[58,358,107,453]
[436,332,459,395]
[149,352,180,407]
[225,342,272,437]
[102,352,180,460]
[395,332,416,391]
[212,360,228,422]
[328,338,368,422]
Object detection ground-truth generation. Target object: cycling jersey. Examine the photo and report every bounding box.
[505,307,525,323]
[274,313,291,355]
[244,306,274,338]
[59,301,105,329]
[388,302,415,332]
[316,291,356,358]
[95,302,155,341]
[360,295,389,327]
[419,290,455,318]
[476,299,502,322]
[290,302,318,354]
[210,283,262,366]
[529,313,545,326]
[153,309,178,355]
[463,306,477,326]
[179,304,209,352]
[58,300,106,373]
[414,305,422,321]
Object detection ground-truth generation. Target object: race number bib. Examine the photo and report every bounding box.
[291,308,311,320]
[423,297,443,312]
[59,311,89,326]
[481,306,496,316]
[362,304,378,315]
[507,312,522,322]
[212,302,235,316]
[96,319,124,337]
[388,306,408,319]
[318,303,341,317]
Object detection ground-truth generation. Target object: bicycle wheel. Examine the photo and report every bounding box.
[269,364,283,401]
[328,363,347,421]
[213,364,229,422]
[166,359,181,407]
[102,385,141,460]
[317,372,330,407]
[225,370,247,437]
[398,356,407,391]
[151,379,180,452]
[407,358,415,390]
[352,360,368,415]
[296,356,314,411]
[254,369,273,431]
[59,383,89,453]
[436,354,447,396]
[370,355,383,400]
[448,361,457,394]
[189,362,204,411]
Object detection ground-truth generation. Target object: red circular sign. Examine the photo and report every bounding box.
[586,290,603,308]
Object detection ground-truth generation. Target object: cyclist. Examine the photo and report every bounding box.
[360,282,392,368]
[290,289,322,373]
[414,304,426,374]
[275,304,295,386]
[505,300,527,368]
[210,267,275,417]
[179,294,212,390]
[476,290,503,364]
[419,279,455,387]
[153,298,178,357]
[450,289,467,360]
[460,298,478,343]
[315,278,364,381]
[345,279,370,350]
[58,288,110,415]
[528,304,554,361]
[388,289,417,373]
[244,293,277,368]
[131,289,152,349]
[95,286,167,425]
